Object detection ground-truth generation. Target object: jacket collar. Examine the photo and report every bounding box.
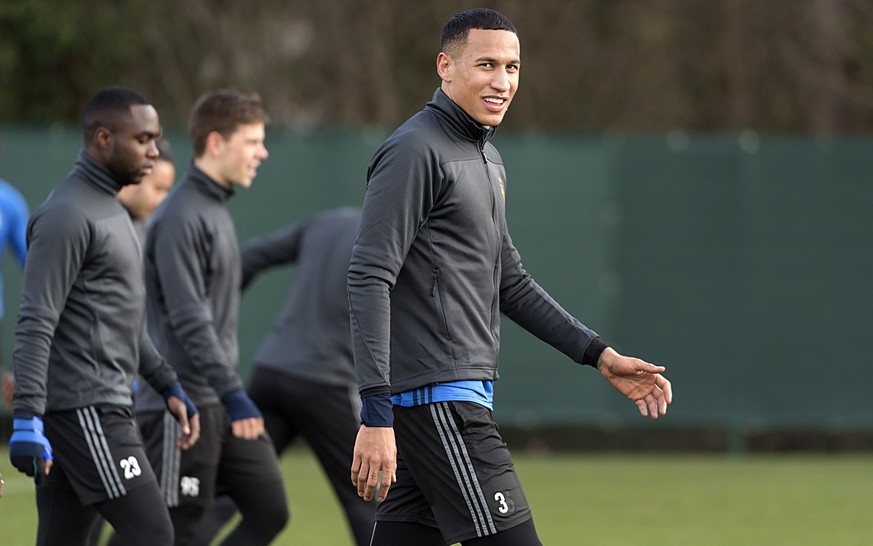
[185,162,235,203]
[74,150,125,195]
[426,88,497,145]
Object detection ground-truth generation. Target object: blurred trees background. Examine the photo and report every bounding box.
[3,0,873,135]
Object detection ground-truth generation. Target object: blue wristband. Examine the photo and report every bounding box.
[161,382,198,418]
[361,394,393,427]
[221,390,262,421]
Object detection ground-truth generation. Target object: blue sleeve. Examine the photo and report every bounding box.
[0,182,29,266]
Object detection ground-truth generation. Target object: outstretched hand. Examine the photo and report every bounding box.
[597,347,673,419]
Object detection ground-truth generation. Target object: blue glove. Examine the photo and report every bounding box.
[220,389,262,422]
[9,412,53,484]
[161,382,198,419]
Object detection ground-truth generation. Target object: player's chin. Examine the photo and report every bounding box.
[124,172,147,186]
[481,112,509,128]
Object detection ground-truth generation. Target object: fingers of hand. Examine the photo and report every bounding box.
[635,398,649,417]
[355,467,379,501]
[377,471,393,502]
[232,418,263,440]
[176,428,199,450]
[350,458,362,487]
[645,393,660,419]
[658,375,673,404]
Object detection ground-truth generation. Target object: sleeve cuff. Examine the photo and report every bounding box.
[582,337,608,367]
[361,393,394,427]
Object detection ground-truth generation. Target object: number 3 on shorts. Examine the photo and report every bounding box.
[494,491,509,514]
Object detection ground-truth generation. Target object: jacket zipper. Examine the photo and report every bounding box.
[479,137,501,334]
[431,267,439,297]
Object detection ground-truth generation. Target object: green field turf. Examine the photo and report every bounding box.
[1,446,870,545]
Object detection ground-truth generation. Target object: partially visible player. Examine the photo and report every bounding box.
[191,207,376,546]
[0,175,29,411]
[117,137,176,241]
[134,89,288,545]
[9,85,198,546]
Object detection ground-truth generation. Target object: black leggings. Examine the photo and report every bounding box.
[208,477,288,546]
[37,482,173,546]
[370,518,542,546]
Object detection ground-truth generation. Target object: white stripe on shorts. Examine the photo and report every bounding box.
[76,407,126,499]
[161,411,181,507]
[430,402,497,537]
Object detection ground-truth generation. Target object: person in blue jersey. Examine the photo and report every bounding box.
[0,174,27,506]
[0,176,28,411]
[9,86,199,546]
[347,9,673,546]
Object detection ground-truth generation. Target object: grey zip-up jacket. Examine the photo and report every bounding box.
[242,207,360,387]
[138,165,243,410]
[13,152,178,416]
[348,89,606,401]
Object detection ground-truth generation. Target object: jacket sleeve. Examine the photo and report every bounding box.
[12,207,89,415]
[498,226,606,367]
[151,214,243,397]
[240,219,308,289]
[348,133,444,397]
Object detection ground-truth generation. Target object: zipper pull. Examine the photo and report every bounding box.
[431,268,439,296]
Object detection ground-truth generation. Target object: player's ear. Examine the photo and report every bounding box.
[437,52,453,83]
[94,126,113,150]
[204,131,225,158]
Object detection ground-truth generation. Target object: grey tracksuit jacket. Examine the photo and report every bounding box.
[242,207,361,387]
[136,165,243,411]
[13,152,178,416]
[348,89,606,401]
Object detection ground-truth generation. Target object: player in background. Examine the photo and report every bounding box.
[0,173,26,501]
[133,89,288,545]
[117,137,176,242]
[191,207,377,546]
[0,174,29,411]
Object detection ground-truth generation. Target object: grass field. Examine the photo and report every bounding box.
[1,446,871,545]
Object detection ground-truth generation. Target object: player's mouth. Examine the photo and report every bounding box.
[483,96,508,112]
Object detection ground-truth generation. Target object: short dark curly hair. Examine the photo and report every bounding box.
[440,8,517,57]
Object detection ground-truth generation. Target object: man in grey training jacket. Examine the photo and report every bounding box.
[137,89,288,545]
[9,86,199,546]
[348,9,673,546]
[191,207,376,546]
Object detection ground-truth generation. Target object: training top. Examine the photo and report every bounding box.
[242,207,361,387]
[0,179,29,321]
[348,88,607,403]
[13,152,179,416]
[137,164,243,411]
